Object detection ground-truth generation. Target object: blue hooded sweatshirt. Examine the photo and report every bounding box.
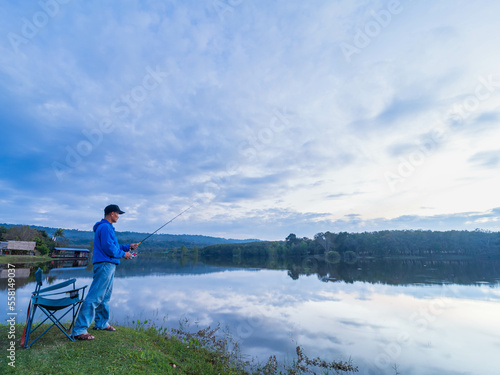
[92,219,130,265]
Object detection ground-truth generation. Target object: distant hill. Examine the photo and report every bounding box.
[0,223,260,250]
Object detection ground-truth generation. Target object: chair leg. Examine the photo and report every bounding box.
[23,304,37,349]
[23,291,87,347]
[69,301,84,335]
[25,305,83,347]
[40,307,76,342]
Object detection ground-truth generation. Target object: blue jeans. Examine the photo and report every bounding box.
[73,262,116,336]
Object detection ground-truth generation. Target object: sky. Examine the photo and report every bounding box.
[1,0,500,240]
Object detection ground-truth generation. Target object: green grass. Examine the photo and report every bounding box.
[0,323,249,375]
[0,255,50,264]
[0,323,358,375]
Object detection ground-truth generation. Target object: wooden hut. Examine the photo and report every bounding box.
[0,241,36,255]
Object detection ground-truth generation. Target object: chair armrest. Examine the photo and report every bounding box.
[39,279,77,293]
[37,285,87,297]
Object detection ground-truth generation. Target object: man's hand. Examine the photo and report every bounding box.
[124,252,132,259]
[130,243,139,250]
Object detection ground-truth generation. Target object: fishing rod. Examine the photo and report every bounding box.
[129,205,193,259]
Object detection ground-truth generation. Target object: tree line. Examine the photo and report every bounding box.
[197,229,500,262]
[3,225,500,260]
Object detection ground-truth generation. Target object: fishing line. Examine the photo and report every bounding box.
[130,205,193,258]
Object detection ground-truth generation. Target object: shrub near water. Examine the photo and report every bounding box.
[343,251,357,264]
[326,251,341,264]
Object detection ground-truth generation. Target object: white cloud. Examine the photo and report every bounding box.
[1,0,500,239]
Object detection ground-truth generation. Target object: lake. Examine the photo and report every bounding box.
[2,256,500,374]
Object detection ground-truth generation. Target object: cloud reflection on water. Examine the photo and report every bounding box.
[2,265,500,375]
[101,268,500,375]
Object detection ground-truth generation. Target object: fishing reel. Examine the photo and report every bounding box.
[129,252,138,259]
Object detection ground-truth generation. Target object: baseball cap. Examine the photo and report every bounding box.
[104,204,125,215]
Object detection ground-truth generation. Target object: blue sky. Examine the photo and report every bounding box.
[1,0,500,240]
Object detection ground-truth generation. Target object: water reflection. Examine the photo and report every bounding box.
[205,255,500,286]
[0,259,89,290]
[1,257,500,375]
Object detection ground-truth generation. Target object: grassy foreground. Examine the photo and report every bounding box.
[0,323,248,375]
[0,323,358,375]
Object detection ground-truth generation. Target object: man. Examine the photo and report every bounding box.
[73,204,139,340]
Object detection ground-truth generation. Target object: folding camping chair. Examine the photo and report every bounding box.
[22,268,87,348]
